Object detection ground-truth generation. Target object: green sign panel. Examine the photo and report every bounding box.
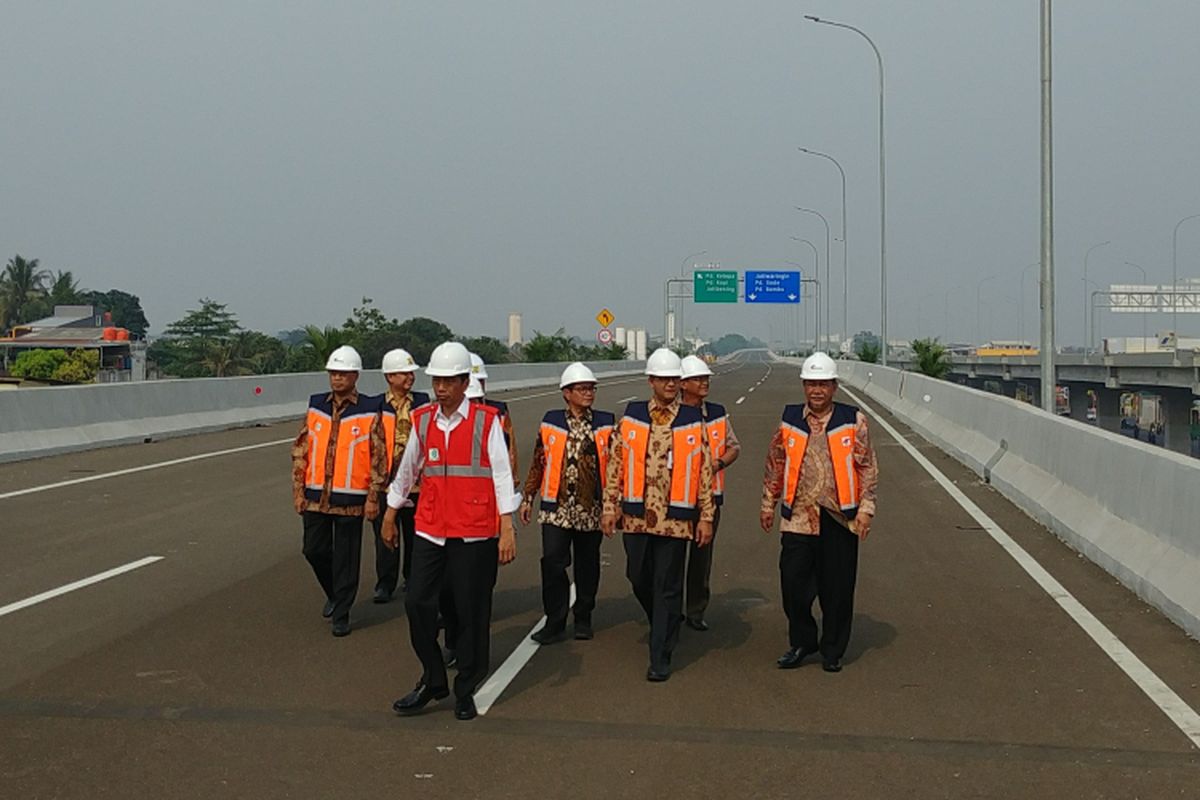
[693,270,739,303]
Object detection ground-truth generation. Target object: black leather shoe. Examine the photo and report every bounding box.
[777,646,817,669]
[331,620,351,637]
[443,648,458,669]
[393,684,449,715]
[685,617,710,632]
[321,600,335,619]
[646,667,671,682]
[454,695,478,721]
[531,626,567,645]
[372,587,392,604]
[822,658,842,673]
[573,621,594,640]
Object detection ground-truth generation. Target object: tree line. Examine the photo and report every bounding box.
[1,255,149,337]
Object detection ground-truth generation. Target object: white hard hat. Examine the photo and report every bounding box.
[559,361,597,388]
[680,355,713,379]
[381,348,418,374]
[325,345,363,372]
[426,341,473,377]
[469,353,488,380]
[466,374,485,399]
[645,348,683,378]
[800,352,839,380]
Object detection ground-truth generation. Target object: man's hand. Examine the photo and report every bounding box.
[380,514,399,550]
[760,509,775,533]
[518,500,532,526]
[695,520,713,548]
[364,496,380,521]
[498,516,517,565]
[854,512,873,540]
[600,511,617,538]
[294,494,306,515]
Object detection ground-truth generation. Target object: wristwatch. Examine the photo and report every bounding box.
[715,458,726,471]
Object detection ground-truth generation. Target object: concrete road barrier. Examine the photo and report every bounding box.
[0,361,644,464]
[810,357,1200,639]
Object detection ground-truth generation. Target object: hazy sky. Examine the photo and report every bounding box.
[3,1,1199,348]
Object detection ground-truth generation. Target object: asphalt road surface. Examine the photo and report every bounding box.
[2,351,1198,798]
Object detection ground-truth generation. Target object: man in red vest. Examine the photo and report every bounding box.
[602,348,715,682]
[381,341,519,721]
[291,345,387,638]
[760,352,878,673]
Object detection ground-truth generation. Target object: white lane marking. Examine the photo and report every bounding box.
[736,396,746,405]
[748,387,755,393]
[501,375,647,403]
[616,396,638,404]
[0,439,294,501]
[840,386,1200,750]
[0,556,164,618]
[476,584,576,715]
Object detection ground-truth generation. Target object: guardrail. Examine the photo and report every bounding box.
[817,357,1200,639]
[0,361,645,464]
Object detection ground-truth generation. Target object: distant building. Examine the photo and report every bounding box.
[1,305,146,382]
[508,313,523,347]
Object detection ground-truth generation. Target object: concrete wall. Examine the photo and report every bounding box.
[826,358,1200,639]
[0,361,645,463]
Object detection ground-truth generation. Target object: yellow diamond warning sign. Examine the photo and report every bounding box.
[595,308,615,328]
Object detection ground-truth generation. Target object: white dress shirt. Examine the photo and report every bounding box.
[386,396,520,545]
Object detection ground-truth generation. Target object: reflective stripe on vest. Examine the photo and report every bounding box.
[413,402,499,538]
[704,402,728,505]
[779,403,861,520]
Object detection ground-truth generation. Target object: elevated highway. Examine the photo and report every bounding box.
[1,350,1198,797]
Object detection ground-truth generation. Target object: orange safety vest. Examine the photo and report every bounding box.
[702,401,729,507]
[304,393,380,507]
[537,408,615,512]
[618,401,706,521]
[779,402,861,520]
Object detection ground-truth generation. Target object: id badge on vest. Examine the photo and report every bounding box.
[428,447,441,463]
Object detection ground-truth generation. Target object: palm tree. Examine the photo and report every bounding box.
[48,270,84,305]
[1,255,49,327]
[201,334,257,377]
[302,325,350,365]
[912,338,952,379]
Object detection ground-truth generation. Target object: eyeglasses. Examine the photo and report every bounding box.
[570,385,597,393]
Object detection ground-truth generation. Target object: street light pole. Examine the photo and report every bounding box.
[798,147,848,345]
[976,275,997,348]
[1125,261,1149,347]
[796,206,831,351]
[804,15,887,366]
[1172,214,1200,364]
[1019,261,1039,347]
[791,237,821,345]
[1038,0,1056,413]
[672,250,707,349]
[1081,240,1110,361]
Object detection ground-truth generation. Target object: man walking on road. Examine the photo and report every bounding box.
[370,348,429,604]
[291,345,387,638]
[381,341,519,721]
[603,348,714,682]
[521,362,615,644]
[679,355,741,632]
[760,352,878,672]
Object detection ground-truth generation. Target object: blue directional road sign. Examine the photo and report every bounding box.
[744,270,801,304]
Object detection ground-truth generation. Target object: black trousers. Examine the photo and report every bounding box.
[779,509,860,661]
[623,533,688,673]
[540,523,602,632]
[684,507,721,620]
[406,536,499,699]
[369,495,417,594]
[302,511,363,625]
